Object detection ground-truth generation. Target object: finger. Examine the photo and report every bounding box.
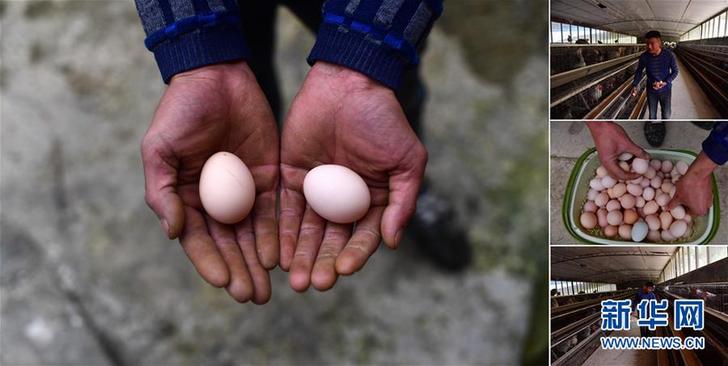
[381,151,426,249]
[252,188,279,270]
[141,136,185,239]
[205,216,254,303]
[179,206,229,287]
[336,206,384,276]
[666,192,682,211]
[311,222,352,291]
[236,218,272,304]
[288,206,325,292]
[279,165,307,271]
[625,145,651,161]
[603,159,639,181]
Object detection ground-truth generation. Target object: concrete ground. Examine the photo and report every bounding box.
[583,318,656,366]
[550,121,728,245]
[668,57,719,120]
[1,1,548,365]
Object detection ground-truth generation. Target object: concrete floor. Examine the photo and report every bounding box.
[550,121,728,245]
[583,318,656,366]
[668,57,719,120]
[1,2,548,365]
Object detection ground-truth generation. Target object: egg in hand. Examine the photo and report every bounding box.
[199,152,256,224]
[303,164,371,224]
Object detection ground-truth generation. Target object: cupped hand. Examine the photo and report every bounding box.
[279,62,427,292]
[141,61,279,303]
[586,121,650,180]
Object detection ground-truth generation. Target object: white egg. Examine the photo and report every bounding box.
[635,196,645,208]
[632,158,648,174]
[676,160,689,175]
[670,205,686,220]
[631,220,648,242]
[303,165,371,224]
[595,192,610,207]
[596,166,608,177]
[650,159,662,170]
[606,199,621,211]
[588,188,599,201]
[607,211,623,226]
[597,208,608,227]
[642,187,655,201]
[659,211,673,231]
[627,184,643,196]
[583,201,598,213]
[669,220,688,238]
[619,194,636,209]
[661,160,673,173]
[601,175,617,188]
[650,176,662,189]
[645,214,660,231]
[589,178,604,191]
[199,152,256,224]
[656,193,670,207]
[612,183,627,198]
[661,230,675,242]
[619,161,630,172]
[643,201,659,215]
[618,152,633,161]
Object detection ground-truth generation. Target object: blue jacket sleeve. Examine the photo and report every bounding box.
[702,122,728,165]
[632,54,645,87]
[134,0,249,84]
[308,0,443,90]
[666,51,678,84]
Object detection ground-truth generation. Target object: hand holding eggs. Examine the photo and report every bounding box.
[198,154,371,227]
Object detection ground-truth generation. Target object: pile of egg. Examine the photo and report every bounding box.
[579,153,694,243]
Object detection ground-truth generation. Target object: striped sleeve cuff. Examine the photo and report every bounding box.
[308,0,442,90]
[135,0,249,84]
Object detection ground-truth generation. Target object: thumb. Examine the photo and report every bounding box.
[626,145,650,161]
[603,158,638,180]
[141,139,185,239]
[666,192,682,211]
[381,149,427,249]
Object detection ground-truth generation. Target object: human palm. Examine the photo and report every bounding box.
[279,62,427,292]
[141,61,279,303]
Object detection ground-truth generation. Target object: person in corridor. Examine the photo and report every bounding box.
[631,30,679,147]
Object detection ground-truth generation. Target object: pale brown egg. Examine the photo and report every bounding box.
[199,152,256,224]
[303,164,371,224]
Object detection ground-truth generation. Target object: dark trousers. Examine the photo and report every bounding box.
[639,326,655,337]
[238,1,426,138]
[647,90,672,120]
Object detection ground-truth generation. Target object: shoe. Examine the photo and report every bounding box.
[406,187,472,271]
[691,121,714,130]
[644,121,666,147]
